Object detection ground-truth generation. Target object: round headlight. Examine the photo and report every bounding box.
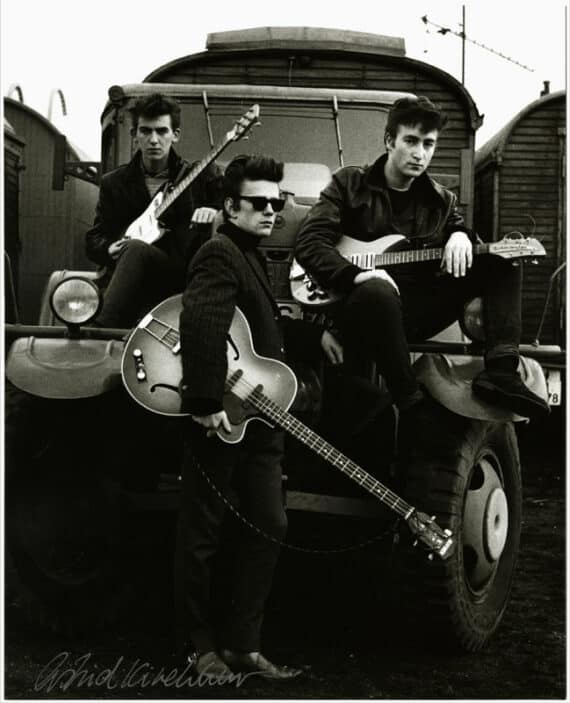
[50,277,102,326]
[460,296,486,342]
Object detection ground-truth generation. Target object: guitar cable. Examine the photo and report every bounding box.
[195,460,398,555]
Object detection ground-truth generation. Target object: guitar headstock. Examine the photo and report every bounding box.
[406,510,454,560]
[227,104,260,142]
[489,235,546,260]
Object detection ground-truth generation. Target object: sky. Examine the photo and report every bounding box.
[1,0,567,159]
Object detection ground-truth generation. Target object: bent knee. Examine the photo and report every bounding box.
[348,278,400,309]
[121,239,153,258]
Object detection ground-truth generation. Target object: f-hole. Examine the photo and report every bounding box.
[227,334,240,361]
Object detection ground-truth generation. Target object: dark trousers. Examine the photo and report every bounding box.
[174,422,287,654]
[97,240,185,327]
[337,256,522,405]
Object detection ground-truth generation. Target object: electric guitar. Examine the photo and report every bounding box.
[290,233,546,308]
[121,296,454,560]
[123,104,260,245]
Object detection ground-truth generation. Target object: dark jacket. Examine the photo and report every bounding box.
[85,149,223,268]
[295,154,474,293]
[180,222,323,414]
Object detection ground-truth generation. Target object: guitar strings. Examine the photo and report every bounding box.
[228,369,413,518]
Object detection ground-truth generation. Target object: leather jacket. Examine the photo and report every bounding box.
[85,149,222,268]
[295,154,473,292]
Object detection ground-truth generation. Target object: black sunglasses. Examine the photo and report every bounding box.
[239,195,286,212]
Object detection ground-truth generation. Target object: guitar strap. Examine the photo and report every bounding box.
[195,458,396,554]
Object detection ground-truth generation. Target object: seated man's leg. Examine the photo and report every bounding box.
[338,278,422,409]
[97,240,185,327]
[401,258,548,419]
[467,256,549,418]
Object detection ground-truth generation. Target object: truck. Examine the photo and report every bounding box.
[5,26,564,651]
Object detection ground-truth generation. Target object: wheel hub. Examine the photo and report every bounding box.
[484,487,509,561]
[463,458,509,591]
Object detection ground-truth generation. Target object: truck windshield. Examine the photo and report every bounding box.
[174,99,389,178]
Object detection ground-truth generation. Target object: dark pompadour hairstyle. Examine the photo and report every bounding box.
[129,93,181,132]
[384,96,448,143]
[222,154,284,217]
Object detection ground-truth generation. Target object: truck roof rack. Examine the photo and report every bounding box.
[206,26,406,57]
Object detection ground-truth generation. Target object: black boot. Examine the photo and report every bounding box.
[472,369,550,421]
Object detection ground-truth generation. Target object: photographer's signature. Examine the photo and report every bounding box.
[34,651,258,692]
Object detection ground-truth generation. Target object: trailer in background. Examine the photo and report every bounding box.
[474,89,566,347]
[4,98,99,323]
[4,117,26,322]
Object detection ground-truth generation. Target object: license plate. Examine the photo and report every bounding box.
[545,369,562,406]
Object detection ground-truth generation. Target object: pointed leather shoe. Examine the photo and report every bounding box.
[191,650,233,681]
[220,649,303,680]
[472,370,550,421]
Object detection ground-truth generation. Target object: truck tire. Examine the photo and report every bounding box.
[392,402,522,652]
[5,386,132,635]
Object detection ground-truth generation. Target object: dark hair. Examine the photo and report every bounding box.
[129,93,181,132]
[222,154,284,218]
[384,96,447,143]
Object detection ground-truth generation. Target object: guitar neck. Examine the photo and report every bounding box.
[155,138,230,218]
[243,381,413,518]
[375,242,491,267]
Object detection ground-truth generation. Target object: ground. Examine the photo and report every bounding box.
[4,412,566,700]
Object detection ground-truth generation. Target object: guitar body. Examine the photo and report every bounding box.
[121,297,298,444]
[221,307,298,443]
[124,190,166,245]
[336,233,407,260]
[290,234,407,307]
[122,295,185,414]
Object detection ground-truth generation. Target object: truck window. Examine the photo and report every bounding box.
[169,99,390,174]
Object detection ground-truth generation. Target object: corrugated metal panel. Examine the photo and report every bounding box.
[4,140,23,296]
[4,99,98,322]
[145,50,478,223]
[497,96,566,345]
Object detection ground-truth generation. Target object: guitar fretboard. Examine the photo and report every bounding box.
[154,105,259,218]
[155,140,230,218]
[372,242,492,268]
[233,374,414,518]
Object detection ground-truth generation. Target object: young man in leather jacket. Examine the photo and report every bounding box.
[295,96,549,421]
[85,93,222,327]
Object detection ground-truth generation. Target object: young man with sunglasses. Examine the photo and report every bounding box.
[295,96,549,422]
[175,154,342,680]
[86,93,222,327]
